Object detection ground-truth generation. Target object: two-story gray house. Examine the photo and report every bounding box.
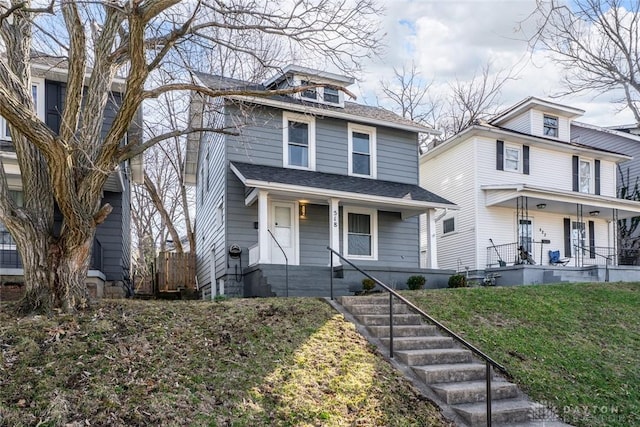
[0,58,136,298]
[186,65,456,298]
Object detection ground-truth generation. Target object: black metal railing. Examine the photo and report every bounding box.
[486,241,553,267]
[268,229,289,297]
[572,245,615,267]
[328,246,506,426]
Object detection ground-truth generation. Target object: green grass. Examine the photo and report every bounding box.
[401,282,640,427]
[0,298,451,426]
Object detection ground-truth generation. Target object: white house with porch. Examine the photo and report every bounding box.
[420,97,640,284]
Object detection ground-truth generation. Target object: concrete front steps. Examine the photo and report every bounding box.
[337,295,568,427]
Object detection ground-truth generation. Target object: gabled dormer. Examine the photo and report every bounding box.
[263,65,354,108]
[490,97,584,142]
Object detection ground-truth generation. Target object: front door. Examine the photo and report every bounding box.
[270,202,296,265]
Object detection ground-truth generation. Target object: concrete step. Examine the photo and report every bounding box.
[354,313,423,326]
[453,398,535,426]
[347,303,411,315]
[339,295,390,307]
[432,380,519,405]
[395,348,473,366]
[413,363,488,384]
[367,324,438,338]
[379,336,454,350]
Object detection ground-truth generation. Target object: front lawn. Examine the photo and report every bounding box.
[402,282,640,427]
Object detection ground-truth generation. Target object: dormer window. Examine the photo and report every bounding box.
[324,87,339,104]
[543,115,558,137]
[301,80,317,100]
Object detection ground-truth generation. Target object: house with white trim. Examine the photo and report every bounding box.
[420,97,640,284]
[186,65,457,298]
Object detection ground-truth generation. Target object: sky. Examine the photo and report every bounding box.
[355,0,636,127]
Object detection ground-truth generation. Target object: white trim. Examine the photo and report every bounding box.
[503,143,522,173]
[329,197,341,266]
[348,123,377,178]
[343,206,378,260]
[282,111,316,171]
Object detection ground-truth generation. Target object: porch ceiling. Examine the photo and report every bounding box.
[482,184,640,219]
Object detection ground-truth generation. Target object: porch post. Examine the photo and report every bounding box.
[329,197,341,266]
[427,209,438,268]
[258,190,269,264]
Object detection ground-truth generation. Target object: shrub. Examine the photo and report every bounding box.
[448,274,467,288]
[406,275,426,290]
[362,278,376,293]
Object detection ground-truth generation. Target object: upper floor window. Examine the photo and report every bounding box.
[1,78,45,141]
[348,123,376,178]
[504,145,521,172]
[579,159,591,193]
[283,111,315,170]
[301,80,317,100]
[543,115,558,137]
[324,87,339,104]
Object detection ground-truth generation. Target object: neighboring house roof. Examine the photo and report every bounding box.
[490,96,584,125]
[573,121,640,144]
[263,64,355,87]
[194,71,436,134]
[421,122,631,163]
[230,161,456,212]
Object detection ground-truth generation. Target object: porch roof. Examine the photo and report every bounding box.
[231,162,457,216]
[482,184,640,219]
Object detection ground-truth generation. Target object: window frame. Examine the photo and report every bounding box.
[282,111,316,171]
[297,79,344,107]
[347,123,377,178]
[0,190,24,249]
[1,77,45,141]
[543,114,559,138]
[579,158,592,194]
[342,206,378,260]
[442,217,455,234]
[503,143,522,173]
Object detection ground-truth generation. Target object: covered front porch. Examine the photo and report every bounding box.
[482,184,640,268]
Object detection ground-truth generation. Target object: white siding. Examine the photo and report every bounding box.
[421,141,477,271]
[502,110,531,134]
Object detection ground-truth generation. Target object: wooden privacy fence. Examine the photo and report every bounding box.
[155,252,196,292]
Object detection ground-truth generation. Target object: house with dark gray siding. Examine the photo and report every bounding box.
[0,59,137,298]
[186,65,456,298]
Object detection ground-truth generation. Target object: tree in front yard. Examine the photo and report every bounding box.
[0,0,381,313]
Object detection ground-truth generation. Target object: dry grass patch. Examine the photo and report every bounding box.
[0,298,450,426]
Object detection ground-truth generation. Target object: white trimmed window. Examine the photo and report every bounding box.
[579,159,592,193]
[348,123,376,178]
[504,144,521,172]
[343,207,378,260]
[1,77,45,141]
[443,217,455,234]
[543,115,558,137]
[283,112,315,170]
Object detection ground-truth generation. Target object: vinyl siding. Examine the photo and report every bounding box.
[530,110,570,141]
[95,191,126,280]
[299,204,330,265]
[421,140,477,270]
[501,110,531,134]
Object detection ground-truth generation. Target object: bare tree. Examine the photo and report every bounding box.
[0,0,382,313]
[529,0,640,124]
[379,62,513,150]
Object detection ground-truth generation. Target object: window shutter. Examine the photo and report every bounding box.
[572,156,579,192]
[563,218,571,257]
[496,140,504,171]
[523,145,530,175]
[588,220,596,259]
[594,160,601,195]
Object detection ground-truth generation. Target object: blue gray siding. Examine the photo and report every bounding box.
[299,204,330,265]
[95,191,127,280]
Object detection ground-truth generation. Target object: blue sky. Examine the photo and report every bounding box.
[356,0,636,127]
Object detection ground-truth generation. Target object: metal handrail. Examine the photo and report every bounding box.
[573,244,611,282]
[268,229,289,297]
[328,246,506,426]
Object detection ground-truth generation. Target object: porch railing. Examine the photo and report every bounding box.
[328,246,507,427]
[486,241,617,267]
[574,245,615,267]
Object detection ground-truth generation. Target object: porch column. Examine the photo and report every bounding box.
[258,190,269,264]
[329,197,341,266]
[427,209,438,268]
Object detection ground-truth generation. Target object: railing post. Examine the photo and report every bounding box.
[389,292,394,359]
[330,250,334,300]
[486,361,492,427]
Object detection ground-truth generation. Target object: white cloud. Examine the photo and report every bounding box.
[357,0,636,127]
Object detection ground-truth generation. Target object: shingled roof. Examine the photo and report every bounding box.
[231,161,455,206]
[194,71,435,133]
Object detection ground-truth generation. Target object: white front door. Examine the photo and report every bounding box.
[270,202,297,264]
